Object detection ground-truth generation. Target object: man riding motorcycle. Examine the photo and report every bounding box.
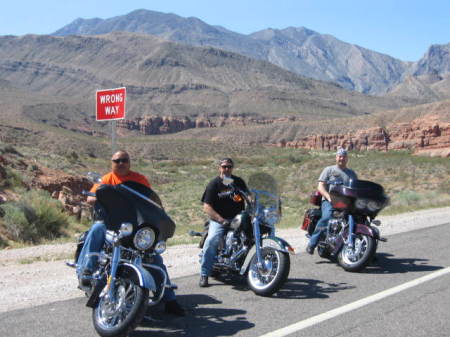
[306,147,358,255]
[76,150,184,316]
[199,158,249,287]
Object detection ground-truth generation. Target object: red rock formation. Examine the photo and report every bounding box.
[280,114,450,157]
[117,115,296,134]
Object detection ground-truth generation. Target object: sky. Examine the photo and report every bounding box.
[1,1,449,61]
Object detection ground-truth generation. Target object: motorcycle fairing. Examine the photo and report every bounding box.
[95,183,175,240]
[117,263,156,290]
[239,237,294,275]
[332,223,376,255]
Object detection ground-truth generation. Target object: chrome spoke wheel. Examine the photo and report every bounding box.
[247,247,290,296]
[341,235,369,265]
[338,234,376,272]
[248,250,279,289]
[95,279,139,331]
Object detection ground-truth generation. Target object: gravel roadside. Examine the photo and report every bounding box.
[1,207,449,313]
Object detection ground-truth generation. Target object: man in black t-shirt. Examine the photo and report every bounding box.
[199,158,248,287]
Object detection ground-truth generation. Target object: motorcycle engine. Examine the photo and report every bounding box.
[326,218,346,245]
[219,231,239,258]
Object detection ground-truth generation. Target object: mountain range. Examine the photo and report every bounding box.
[0,8,448,158]
[0,32,421,128]
[53,9,450,97]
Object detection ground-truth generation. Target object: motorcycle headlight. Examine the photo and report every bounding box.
[133,227,156,250]
[355,198,368,210]
[263,207,280,227]
[154,241,167,254]
[367,200,382,212]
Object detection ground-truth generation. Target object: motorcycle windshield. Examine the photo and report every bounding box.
[95,182,175,240]
[247,173,280,215]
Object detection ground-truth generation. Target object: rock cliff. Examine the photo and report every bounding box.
[117,115,296,134]
[278,114,450,157]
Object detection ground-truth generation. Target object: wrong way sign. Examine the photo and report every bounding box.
[96,87,126,121]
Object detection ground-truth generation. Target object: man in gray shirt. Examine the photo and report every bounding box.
[306,147,358,254]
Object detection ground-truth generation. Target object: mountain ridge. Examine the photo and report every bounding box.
[51,9,449,96]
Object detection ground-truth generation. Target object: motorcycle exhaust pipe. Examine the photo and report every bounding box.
[230,247,248,264]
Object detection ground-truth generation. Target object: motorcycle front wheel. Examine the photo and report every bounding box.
[338,234,376,272]
[247,247,290,296]
[93,278,149,337]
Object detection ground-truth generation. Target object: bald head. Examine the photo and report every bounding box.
[111,150,131,176]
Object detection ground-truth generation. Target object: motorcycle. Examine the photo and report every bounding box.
[190,172,295,296]
[301,179,389,272]
[67,172,176,337]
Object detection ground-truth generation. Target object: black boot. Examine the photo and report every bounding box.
[199,275,209,287]
[306,245,315,255]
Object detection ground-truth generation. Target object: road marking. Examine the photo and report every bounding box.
[260,267,450,337]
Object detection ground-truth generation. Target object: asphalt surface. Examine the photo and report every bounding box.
[1,222,449,337]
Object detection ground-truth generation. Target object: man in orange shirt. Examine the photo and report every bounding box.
[77,150,184,316]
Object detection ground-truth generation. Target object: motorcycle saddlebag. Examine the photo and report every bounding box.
[301,208,321,235]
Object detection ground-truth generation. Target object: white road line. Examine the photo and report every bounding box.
[260,267,450,337]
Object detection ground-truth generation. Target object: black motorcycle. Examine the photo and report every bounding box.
[301,179,389,272]
[191,173,295,296]
[67,172,176,337]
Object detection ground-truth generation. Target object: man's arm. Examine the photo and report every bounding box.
[87,196,96,205]
[317,181,331,202]
[203,203,226,224]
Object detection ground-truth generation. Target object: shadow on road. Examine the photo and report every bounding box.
[273,278,355,299]
[131,294,254,337]
[362,252,444,274]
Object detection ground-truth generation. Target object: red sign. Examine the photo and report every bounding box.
[96,87,126,121]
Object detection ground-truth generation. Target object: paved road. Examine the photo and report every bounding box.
[1,223,449,337]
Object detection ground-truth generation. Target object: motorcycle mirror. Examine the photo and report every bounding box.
[222,176,234,186]
[87,171,102,183]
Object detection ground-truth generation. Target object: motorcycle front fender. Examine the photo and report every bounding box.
[86,263,155,308]
[333,223,376,255]
[117,263,156,291]
[239,237,294,275]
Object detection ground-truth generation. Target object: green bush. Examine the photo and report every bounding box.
[0,168,25,189]
[2,190,70,243]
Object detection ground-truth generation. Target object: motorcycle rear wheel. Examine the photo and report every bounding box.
[338,234,376,272]
[93,278,149,337]
[247,247,290,296]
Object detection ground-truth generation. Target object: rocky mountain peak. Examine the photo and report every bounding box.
[413,43,450,76]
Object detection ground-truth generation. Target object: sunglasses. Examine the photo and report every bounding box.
[221,165,233,169]
[112,158,129,164]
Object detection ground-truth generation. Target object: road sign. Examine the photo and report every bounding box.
[96,87,126,121]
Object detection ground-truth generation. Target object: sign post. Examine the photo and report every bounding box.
[96,87,126,154]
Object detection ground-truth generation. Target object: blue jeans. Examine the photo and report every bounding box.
[200,220,228,276]
[76,221,175,301]
[308,200,333,248]
[76,221,105,275]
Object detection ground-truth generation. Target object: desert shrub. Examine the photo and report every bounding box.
[2,190,69,243]
[2,202,37,242]
[0,144,22,156]
[0,168,25,189]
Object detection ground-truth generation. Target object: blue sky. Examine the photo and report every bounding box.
[1,0,449,61]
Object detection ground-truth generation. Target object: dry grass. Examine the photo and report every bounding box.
[1,128,449,247]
